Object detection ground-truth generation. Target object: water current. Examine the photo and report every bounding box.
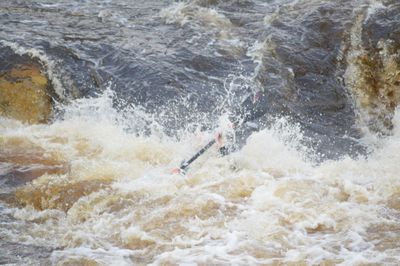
[0,0,399,265]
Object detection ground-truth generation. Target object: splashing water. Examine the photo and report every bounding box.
[1,0,400,265]
[1,90,399,265]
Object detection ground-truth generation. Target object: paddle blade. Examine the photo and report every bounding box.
[170,168,186,175]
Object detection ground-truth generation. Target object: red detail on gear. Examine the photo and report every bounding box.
[215,132,224,147]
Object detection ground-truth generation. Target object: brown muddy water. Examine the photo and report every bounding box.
[1,0,400,265]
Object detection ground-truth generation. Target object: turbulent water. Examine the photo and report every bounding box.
[1,0,400,265]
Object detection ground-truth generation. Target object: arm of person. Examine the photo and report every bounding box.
[217,90,267,155]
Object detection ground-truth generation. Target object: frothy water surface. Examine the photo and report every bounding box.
[1,91,399,265]
[1,0,400,265]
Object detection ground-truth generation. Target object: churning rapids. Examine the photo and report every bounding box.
[1,0,400,265]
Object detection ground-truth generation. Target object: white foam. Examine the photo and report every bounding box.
[160,2,232,28]
[366,0,386,21]
[1,92,400,265]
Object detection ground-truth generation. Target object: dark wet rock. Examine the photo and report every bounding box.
[362,1,400,47]
[36,42,104,99]
[251,1,364,158]
[89,42,254,133]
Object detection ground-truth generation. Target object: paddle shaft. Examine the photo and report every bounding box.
[180,139,216,170]
[177,92,266,172]
[179,117,252,171]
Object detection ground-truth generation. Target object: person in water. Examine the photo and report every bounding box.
[171,88,269,174]
[216,89,268,155]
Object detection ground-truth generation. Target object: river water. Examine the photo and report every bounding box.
[0,0,400,265]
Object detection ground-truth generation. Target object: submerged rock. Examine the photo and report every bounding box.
[0,53,52,124]
[15,177,112,212]
[345,1,400,134]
